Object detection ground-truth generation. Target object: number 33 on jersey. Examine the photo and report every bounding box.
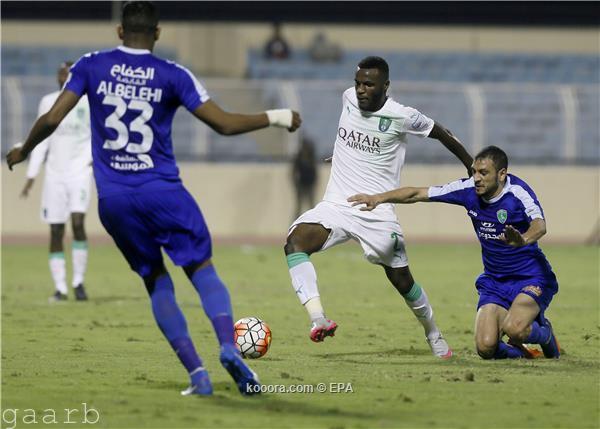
[64,46,210,198]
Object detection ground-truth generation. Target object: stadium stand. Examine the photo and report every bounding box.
[247,49,600,84]
[1,45,178,76]
[1,46,598,164]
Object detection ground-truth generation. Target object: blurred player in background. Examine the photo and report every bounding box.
[291,136,318,219]
[284,56,472,358]
[20,61,91,302]
[348,145,560,359]
[7,1,301,396]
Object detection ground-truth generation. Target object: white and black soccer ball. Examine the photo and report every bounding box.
[234,317,272,359]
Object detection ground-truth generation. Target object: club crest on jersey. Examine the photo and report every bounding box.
[378,117,392,132]
[496,209,508,224]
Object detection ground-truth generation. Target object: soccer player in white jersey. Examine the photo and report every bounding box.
[348,146,560,359]
[284,56,473,358]
[20,62,92,302]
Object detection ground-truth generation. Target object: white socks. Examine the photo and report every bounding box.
[49,240,88,295]
[287,253,324,323]
[402,283,440,339]
[71,241,88,287]
[49,253,68,294]
[305,297,326,323]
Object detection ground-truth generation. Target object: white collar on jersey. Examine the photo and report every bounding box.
[117,45,151,55]
[482,176,511,204]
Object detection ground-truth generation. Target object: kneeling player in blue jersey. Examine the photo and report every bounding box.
[7,1,301,395]
[347,146,560,359]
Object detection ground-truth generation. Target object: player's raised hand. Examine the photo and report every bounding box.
[500,225,526,247]
[6,144,26,171]
[347,193,380,211]
[288,111,302,132]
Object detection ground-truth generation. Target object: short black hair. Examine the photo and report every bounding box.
[475,145,508,171]
[358,56,389,81]
[122,1,159,34]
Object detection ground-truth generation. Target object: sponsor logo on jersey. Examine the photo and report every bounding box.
[479,222,497,233]
[110,64,155,85]
[521,285,542,297]
[378,117,392,132]
[497,209,508,224]
[109,154,154,171]
[477,231,502,240]
[337,127,381,154]
[468,210,478,217]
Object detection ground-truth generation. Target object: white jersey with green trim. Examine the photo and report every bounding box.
[323,87,434,212]
[26,91,92,180]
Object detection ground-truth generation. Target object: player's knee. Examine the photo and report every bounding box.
[50,224,65,240]
[284,233,309,255]
[143,265,169,295]
[477,344,496,360]
[476,336,497,360]
[72,225,86,240]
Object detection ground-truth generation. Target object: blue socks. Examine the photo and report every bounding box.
[493,341,525,359]
[148,266,236,389]
[191,265,235,347]
[525,321,551,345]
[150,274,203,374]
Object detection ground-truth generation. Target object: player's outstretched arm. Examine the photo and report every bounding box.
[6,90,80,170]
[500,219,547,247]
[348,187,430,211]
[428,122,473,176]
[192,100,301,136]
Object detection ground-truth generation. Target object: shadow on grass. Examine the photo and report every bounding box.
[208,385,375,420]
[146,380,373,420]
[90,295,145,304]
[313,347,431,358]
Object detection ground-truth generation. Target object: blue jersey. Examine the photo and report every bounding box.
[428,174,555,280]
[64,46,210,198]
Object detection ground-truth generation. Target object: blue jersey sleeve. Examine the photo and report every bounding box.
[64,53,92,96]
[172,63,210,112]
[427,177,474,207]
[507,175,545,221]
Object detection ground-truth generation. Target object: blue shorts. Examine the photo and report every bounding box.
[476,273,558,323]
[98,186,212,277]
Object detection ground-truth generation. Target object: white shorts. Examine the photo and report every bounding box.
[41,173,92,224]
[289,200,408,268]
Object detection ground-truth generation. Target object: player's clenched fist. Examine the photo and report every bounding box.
[266,109,302,132]
[6,145,26,171]
[289,111,302,132]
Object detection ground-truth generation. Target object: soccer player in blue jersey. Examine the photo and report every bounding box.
[347,146,560,359]
[7,1,301,395]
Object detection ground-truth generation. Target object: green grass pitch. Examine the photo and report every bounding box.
[2,243,598,429]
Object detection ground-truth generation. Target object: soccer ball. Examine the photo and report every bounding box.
[234,317,272,359]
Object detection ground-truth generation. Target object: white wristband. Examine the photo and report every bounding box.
[266,109,293,128]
